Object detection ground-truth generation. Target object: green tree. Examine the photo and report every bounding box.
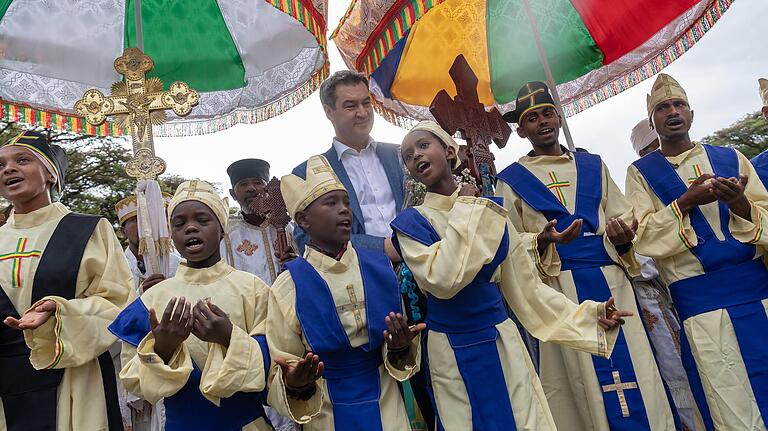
[701,111,768,159]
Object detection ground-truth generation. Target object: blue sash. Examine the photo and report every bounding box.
[634,145,768,429]
[286,248,401,431]
[499,153,653,430]
[109,299,269,431]
[391,203,517,431]
[751,150,768,190]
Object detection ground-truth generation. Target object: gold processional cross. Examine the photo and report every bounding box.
[74,47,199,179]
[601,370,639,417]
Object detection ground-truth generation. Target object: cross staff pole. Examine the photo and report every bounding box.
[521,0,576,152]
[135,0,144,52]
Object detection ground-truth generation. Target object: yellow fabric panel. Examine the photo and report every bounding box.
[390,0,494,106]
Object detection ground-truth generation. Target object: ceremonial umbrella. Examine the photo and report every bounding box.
[332,0,733,131]
[0,0,328,137]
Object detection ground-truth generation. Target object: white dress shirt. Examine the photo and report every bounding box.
[333,138,397,237]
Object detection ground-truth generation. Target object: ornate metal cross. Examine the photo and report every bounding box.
[601,370,639,417]
[74,47,199,180]
[430,55,511,195]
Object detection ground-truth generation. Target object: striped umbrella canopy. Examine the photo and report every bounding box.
[332,0,734,127]
[0,0,328,137]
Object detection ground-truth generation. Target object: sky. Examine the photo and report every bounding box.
[152,0,767,194]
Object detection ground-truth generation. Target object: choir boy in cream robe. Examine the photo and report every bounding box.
[110,181,273,431]
[266,154,423,431]
[392,120,631,431]
[0,130,134,431]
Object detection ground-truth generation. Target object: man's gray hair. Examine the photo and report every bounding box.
[319,70,369,109]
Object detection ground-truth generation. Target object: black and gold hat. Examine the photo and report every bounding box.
[226,158,270,187]
[502,81,557,124]
[3,130,68,194]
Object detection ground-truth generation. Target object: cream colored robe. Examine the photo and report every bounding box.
[626,143,768,430]
[266,245,420,431]
[496,152,678,431]
[118,260,272,431]
[395,191,618,430]
[0,203,134,431]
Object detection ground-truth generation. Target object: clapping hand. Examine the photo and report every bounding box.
[275,352,324,394]
[191,299,233,348]
[606,218,638,246]
[537,219,583,252]
[384,312,426,352]
[150,297,193,364]
[710,176,751,220]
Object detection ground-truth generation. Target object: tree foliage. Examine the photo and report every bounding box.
[701,111,768,159]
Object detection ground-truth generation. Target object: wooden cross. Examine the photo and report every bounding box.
[545,172,571,207]
[251,177,292,260]
[0,238,41,289]
[74,47,199,180]
[601,371,639,417]
[430,55,512,195]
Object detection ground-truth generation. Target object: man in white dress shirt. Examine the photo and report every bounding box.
[292,70,405,261]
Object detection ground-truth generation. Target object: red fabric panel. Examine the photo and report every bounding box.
[570,0,700,64]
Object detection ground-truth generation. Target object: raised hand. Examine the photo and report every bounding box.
[606,217,638,246]
[537,218,583,252]
[384,312,426,352]
[677,174,716,214]
[3,300,56,330]
[150,296,193,364]
[141,273,166,292]
[275,352,324,393]
[598,297,634,329]
[191,299,233,347]
[710,176,751,220]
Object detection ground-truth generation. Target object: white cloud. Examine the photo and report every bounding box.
[154,0,767,194]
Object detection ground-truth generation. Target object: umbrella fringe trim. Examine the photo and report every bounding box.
[330,0,358,39]
[562,0,733,117]
[154,64,329,137]
[1,98,127,137]
[370,97,417,130]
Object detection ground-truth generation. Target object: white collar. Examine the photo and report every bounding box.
[333,137,377,160]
